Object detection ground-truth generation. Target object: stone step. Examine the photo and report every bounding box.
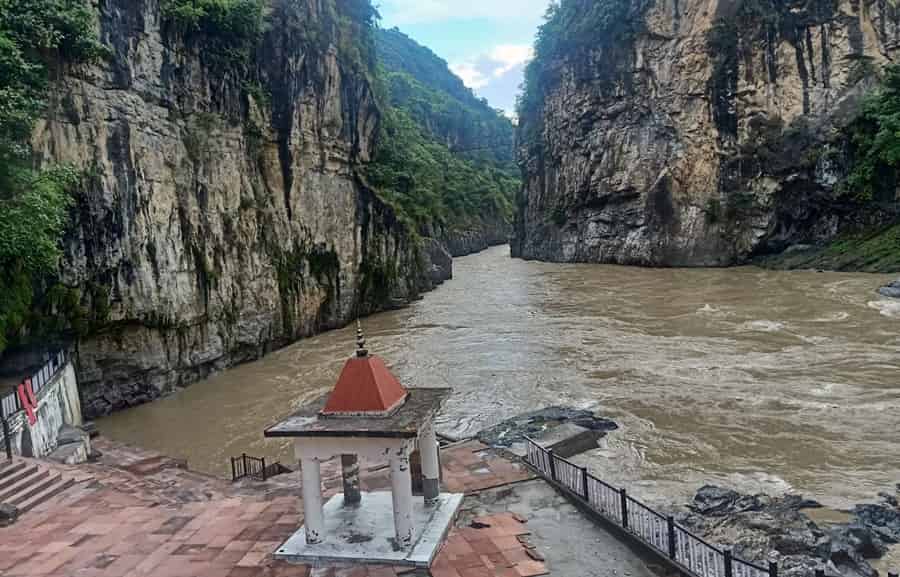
[13,475,74,513]
[6,471,61,508]
[0,467,49,503]
[0,463,39,492]
[0,459,27,482]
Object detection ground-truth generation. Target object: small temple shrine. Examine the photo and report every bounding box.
[264,323,461,567]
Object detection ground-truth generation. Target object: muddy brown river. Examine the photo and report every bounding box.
[98,245,900,510]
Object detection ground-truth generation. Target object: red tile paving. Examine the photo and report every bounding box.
[431,514,547,577]
[0,439,538,577]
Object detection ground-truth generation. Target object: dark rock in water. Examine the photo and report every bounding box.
[879,492,899,508]
[829,523,889,559]
[679,486,880,577]
[852,503,900,543]
[878,279,900,298]
[477,406,618,448]
[690,485,765,516]
[0,503,18,527]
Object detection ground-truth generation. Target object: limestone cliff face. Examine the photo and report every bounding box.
[514,0,900,266]
[33,0,446,416]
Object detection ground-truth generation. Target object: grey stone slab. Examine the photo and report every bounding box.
[264,389,451,439]
[532,423,603,458]
[275,491,463,567]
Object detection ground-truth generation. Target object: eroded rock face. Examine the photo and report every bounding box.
[680,485,900,577]
[440,219,510,257]
[515,0,900,266]
[33,0,447,417]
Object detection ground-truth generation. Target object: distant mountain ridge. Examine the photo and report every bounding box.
[368,27,519,254]
[375,27,516,167]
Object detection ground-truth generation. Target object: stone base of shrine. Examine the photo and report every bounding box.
[274,491,464,568]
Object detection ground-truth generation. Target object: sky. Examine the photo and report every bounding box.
[375,0,553,116]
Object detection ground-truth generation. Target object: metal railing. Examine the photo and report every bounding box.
[1,350,67,421]
[524,437,899,577]
[230,453,290,482]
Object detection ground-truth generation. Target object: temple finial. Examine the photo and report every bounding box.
[356,320,368,357]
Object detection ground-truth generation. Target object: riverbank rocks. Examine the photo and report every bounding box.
[679,485,900,577]
[878,280,900,298]
[477,406,618,452]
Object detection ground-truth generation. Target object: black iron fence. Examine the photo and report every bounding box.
[1,350,67,421]
[524,437,898,577]
[230,453,290,482]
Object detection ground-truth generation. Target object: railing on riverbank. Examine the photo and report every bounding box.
[524,437,898,577]
[230,453,290,482]
[1,350,67,421]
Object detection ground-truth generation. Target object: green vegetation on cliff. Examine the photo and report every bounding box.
[517,0,641,132]
[369,28,519,234]
[0,0,105,353]
[366,106,517,231]
[757,224,900,273]
[846,65,900,201]
[161,0,264,64]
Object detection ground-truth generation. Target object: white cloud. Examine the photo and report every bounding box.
[377,0,550,25]
[488,44,534,77]
[450,62,489,89]
[451,43,533,90]
[449,44,534,116]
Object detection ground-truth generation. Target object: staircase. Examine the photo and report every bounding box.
[0,458,75,514]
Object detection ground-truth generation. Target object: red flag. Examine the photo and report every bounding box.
[17,378,37,426]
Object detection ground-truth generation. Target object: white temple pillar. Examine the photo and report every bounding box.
[389,450,415,548]
[420,422,441,505]
[301,457,324,544]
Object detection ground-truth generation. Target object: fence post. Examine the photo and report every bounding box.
[261,458,267,481]
[724,550,733,577]
[230,457,236,481]
[768,561,778,577]
[547,449,557,482]
[581,467,589,501]
[620,488,629,529]
[2,418,11,461]
[667,516,677,560]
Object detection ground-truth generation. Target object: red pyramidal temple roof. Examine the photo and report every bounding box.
[321,354,408,416]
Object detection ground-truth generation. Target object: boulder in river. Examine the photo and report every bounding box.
[878,279,900,299]
[477,406,618,448]
[679,486,889,577]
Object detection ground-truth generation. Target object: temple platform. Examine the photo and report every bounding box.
[274,491,464,567]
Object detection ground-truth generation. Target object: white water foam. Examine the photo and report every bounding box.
[740,320,786,332]
[868,299,900,319]
[810,311,850,323]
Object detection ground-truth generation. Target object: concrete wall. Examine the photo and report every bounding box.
[2,362,83,458]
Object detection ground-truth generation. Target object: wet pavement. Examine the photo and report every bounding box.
[0,438,640,577]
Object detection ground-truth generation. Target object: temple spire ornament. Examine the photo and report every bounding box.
[356,320,368,358]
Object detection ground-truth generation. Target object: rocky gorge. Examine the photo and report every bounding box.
[14,0,513,417]
[514,0,900,269]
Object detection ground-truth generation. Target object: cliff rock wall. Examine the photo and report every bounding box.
[33,0,445,416]
[515,0,900,266]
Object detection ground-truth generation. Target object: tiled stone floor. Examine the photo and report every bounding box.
[0,439,536,577]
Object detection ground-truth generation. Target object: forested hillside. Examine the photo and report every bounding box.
[368,28,519,253]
